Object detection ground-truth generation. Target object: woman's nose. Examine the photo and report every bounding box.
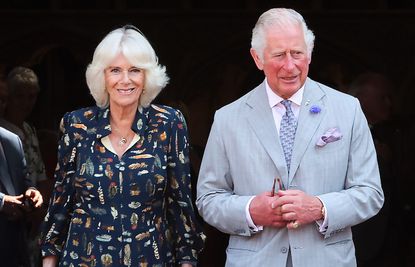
[120,70,131,83]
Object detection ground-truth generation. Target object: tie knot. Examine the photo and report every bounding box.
[281,100,292,110]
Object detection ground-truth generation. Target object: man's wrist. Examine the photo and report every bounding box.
[321,205,326,220]
[316,197,325,220]
[246,196,263,233]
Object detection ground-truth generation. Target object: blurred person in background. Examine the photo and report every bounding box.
[349,72,407,266]
[0,76,7,117]
[0,126,43,267]
[0,66,49,267]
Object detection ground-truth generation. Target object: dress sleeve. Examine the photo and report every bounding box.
[39,113,77,257]
[166,109,205,264]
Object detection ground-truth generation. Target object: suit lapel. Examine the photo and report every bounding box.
[289,78,326,181]
[245,83,288,180]
[0,138,16,195]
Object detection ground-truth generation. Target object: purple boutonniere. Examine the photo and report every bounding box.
[309,105,321,114]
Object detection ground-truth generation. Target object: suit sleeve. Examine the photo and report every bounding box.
[196,111,253,236]
[40,113,77,257]
[166,109,205,264]
[0,131,29,208]
[318,98,384,238]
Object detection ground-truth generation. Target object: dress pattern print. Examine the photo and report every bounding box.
[40,105,205,266]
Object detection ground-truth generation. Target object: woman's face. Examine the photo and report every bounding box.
[105,53,145,109]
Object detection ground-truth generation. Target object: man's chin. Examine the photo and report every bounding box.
[278,85,301,97]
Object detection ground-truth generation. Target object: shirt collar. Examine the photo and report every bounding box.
[265,79,305,108]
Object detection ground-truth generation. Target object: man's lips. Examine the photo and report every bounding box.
[280,75,299,83]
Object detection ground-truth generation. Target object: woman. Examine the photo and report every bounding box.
[40,25,205,267]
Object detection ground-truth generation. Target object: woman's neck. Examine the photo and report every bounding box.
[108,103,139,157]
[109,103,138,128]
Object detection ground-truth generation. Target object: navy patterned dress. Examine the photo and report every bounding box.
[40,105,205,266]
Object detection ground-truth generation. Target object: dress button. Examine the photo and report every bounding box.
[281,247,288,253]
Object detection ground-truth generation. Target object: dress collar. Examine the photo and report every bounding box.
[95,106,149,139]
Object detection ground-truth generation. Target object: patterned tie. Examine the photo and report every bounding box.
[280,100,297,172]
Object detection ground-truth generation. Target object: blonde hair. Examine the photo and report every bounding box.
[86,25,169,108]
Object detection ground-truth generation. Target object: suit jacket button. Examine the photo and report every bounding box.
[281,247,288,253]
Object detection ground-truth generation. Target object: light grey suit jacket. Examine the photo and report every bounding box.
[196,78,384,267]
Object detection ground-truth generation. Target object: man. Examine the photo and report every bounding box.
[0,67,50,266]
[0,126,43,266]
[1,67,49,186]
[196,8,383,267]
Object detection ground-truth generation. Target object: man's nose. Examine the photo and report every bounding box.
[282,54,295,70]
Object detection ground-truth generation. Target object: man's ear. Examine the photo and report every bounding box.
[250,48,264,70]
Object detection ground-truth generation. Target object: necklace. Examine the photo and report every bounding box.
[118,136,128,146]
[111,125,131,147]
[110,113,136,148]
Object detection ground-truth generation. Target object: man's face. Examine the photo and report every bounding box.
[251,23,311,98]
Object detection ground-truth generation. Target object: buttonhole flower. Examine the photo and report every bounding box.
[309,105,321,114]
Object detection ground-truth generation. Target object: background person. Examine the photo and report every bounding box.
[0,66,50,267]
[0,66,49,187]
[0,76,7,117]
[0,126,43,267]
[349,72,406,267]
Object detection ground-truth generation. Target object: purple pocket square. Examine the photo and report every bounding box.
[316,127,343,147]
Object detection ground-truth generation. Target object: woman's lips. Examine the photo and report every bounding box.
[117,88,135,95]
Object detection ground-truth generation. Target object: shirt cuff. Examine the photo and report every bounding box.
[0,192,4,211]
[316,197,328,234]
[245,196,263,233]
